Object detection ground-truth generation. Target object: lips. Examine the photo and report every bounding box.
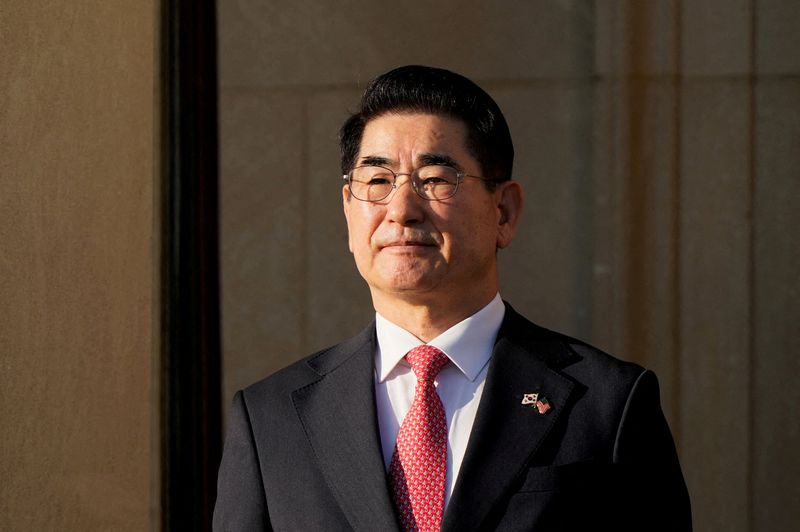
[374,229,436,247]
[378,236,437,248]
[376,236,438,253]
[382,240,434,248]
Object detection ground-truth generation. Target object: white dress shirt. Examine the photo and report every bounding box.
[374,293,505,507]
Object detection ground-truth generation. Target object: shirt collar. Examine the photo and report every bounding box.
[375,293,505,382]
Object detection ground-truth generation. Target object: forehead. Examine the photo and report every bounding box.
[358,112,471,162]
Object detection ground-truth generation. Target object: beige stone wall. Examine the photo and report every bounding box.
[0,1,158,530]
[218,2,800,531]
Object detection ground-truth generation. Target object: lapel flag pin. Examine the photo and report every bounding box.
[521,393,538,405]
[534,396,551,415]
[521,392,551,415]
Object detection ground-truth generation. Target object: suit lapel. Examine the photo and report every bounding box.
[292,325,400,532]
[442,307,577,532]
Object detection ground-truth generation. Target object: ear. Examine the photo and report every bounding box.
[342,184,355,253]
[494,180,524,249]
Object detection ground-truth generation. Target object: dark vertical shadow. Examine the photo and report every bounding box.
[160,0,221,530]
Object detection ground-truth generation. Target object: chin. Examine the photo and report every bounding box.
[359,257,447,294]
[372,272,441,295]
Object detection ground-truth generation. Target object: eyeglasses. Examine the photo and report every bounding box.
[343,165,495,202]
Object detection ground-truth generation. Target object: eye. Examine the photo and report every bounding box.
[420,178,448,191]
[367,175,393,186]
[351,166,395,186]
[417,166,457,186]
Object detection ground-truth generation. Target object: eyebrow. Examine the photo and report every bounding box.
[358,155,392,167]
[357,153,461,169]
[418,153,460,168]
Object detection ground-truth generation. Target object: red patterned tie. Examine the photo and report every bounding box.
[389,345,450,532]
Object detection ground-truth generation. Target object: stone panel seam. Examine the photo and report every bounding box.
[746,2,758,531]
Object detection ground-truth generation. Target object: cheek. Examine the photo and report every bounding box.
[446,217,498,258]
[347,210,380,254]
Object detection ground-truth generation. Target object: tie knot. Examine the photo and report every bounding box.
[405,345,449,382]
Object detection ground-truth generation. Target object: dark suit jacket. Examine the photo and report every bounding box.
[213,304,692,531]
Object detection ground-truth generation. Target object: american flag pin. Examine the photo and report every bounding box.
[534,396,551,415]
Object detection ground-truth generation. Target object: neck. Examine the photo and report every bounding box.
[371,287,497,342]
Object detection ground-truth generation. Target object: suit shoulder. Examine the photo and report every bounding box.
[537,327,652,404]
[564,337,645,381]
[241,350,322,399]
[240,322,376,403]
[503,303,646,386]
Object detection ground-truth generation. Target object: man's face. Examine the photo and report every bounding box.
[342,112,519,308]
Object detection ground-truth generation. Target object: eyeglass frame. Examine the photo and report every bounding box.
[342,164,498,203]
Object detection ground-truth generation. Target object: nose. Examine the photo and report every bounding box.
[386,174,425,225]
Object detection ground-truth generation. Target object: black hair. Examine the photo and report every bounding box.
[339,65,514,183]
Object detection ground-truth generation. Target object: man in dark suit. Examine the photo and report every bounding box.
[213,65,692,531]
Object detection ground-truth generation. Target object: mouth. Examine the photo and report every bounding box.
[382,241,434,248]
[378,240,437,252]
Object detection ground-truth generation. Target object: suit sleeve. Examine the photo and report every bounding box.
[213,391,272,531]
[613,370,693,531]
